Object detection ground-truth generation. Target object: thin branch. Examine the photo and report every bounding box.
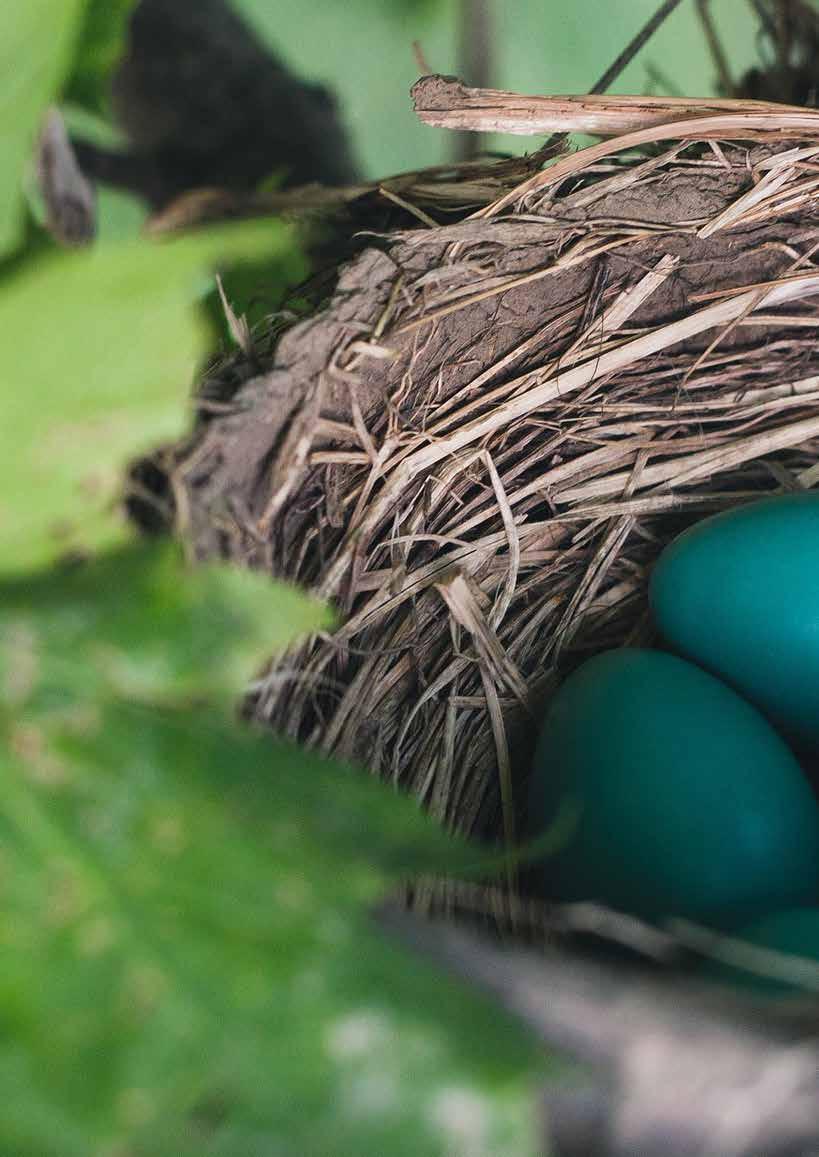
[590,0,686,94]
[697,0,736,95]
[534,0,685,160]
[412,39,432,75]
[456,0,493,162]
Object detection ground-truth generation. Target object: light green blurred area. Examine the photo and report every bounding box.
[234,0,762,178]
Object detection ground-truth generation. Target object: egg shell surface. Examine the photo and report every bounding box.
[649,493,819,748]
[528,648,819,926]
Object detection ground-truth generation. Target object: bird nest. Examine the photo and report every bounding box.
[139,122,819,887]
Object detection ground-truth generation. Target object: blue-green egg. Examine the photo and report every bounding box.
[703,908,819,994]
[528,649,819,926]
[650,493,819,748]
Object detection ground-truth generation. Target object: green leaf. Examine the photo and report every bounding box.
[0,0,86,258]
[0,538,543,1154]
[0,542,333,707]
[95,183,146,241]
[0,700,541,1157]
[63,0,136,115]
[0,220,305,573]
[60,101,126,148]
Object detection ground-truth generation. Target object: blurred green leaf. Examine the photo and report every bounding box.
[0,219,305,573]
[95,183,146,241]
[0,541,333,707]
[63,0,135,115]
[0,529,543,1155]
[60,102,127,149]
[0,0,86,258]
[0,697,541,1157]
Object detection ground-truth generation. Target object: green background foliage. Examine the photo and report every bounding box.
[0,221,303,572]
[47,0,767,241]
[236,0,760,176]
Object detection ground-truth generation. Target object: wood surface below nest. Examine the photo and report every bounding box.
[148,133,819,860]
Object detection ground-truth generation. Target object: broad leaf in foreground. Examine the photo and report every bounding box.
[0,709,542,1156]
[0,220,304,573]
[0,542,333,707]
[0,0,85,257]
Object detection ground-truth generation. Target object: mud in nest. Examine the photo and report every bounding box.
[138,135,819,866]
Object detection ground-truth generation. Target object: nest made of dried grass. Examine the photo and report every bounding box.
[142,114,819,889]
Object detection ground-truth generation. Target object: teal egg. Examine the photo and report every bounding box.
[528,649,819,926]
[650,493,819,748]
[703,908,819,994]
